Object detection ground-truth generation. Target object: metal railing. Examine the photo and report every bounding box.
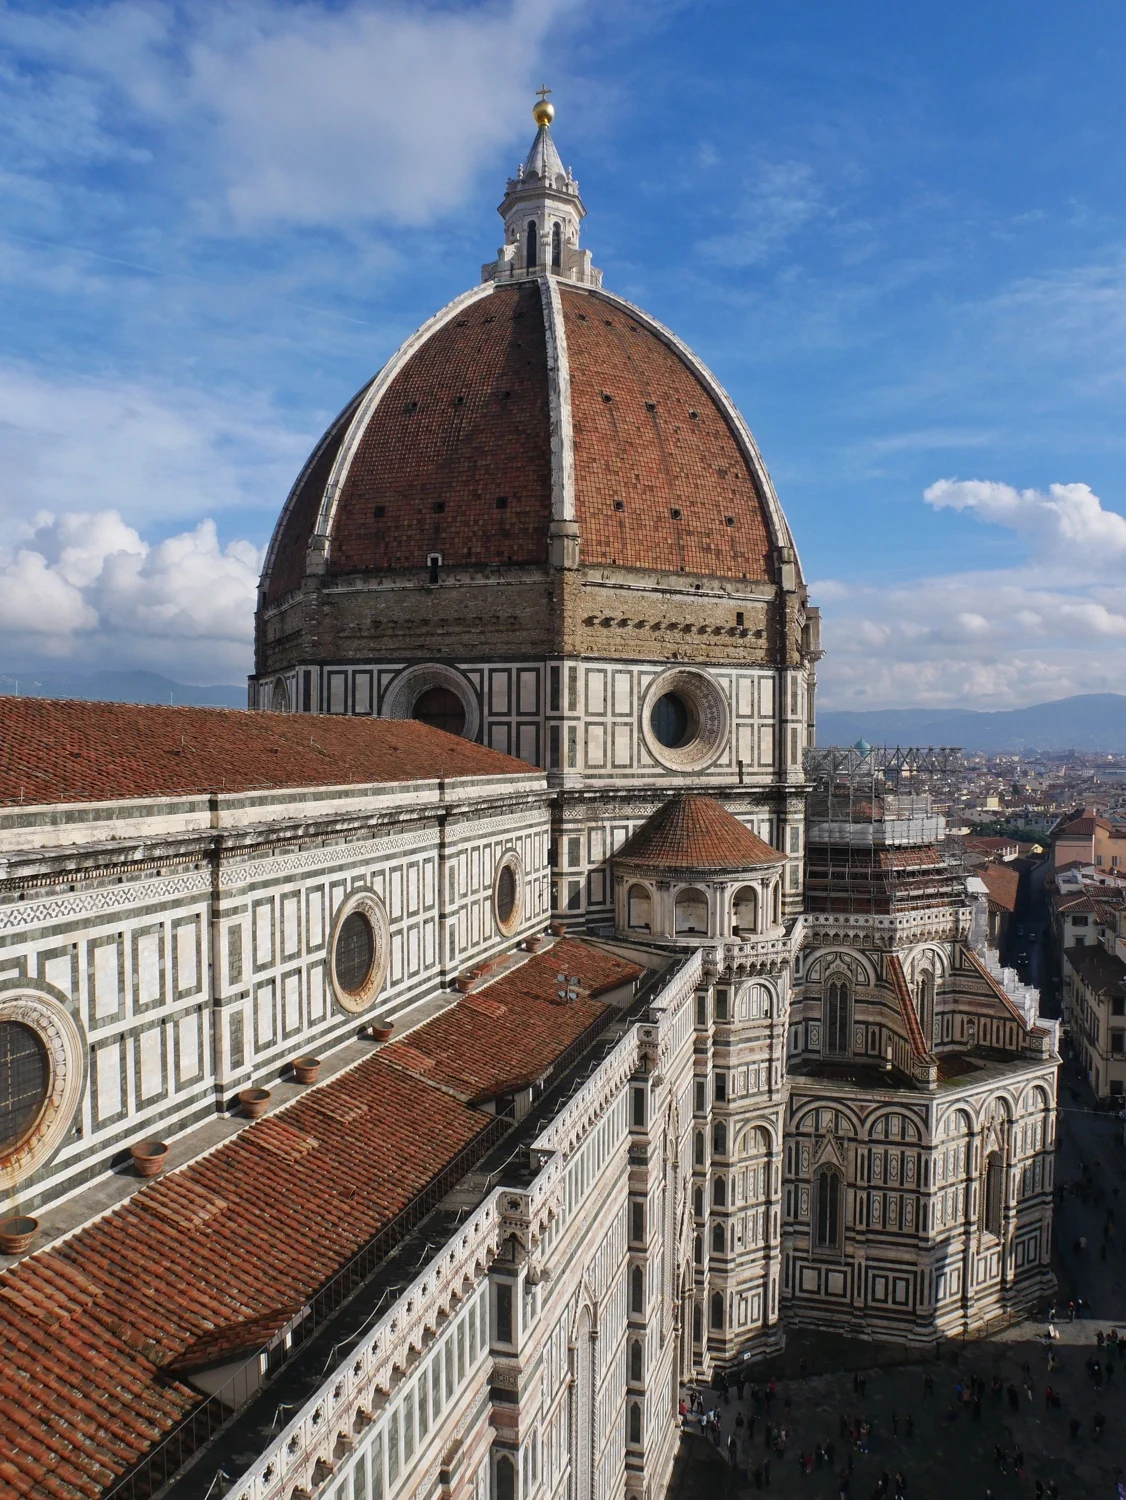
[104,1113,511,1500]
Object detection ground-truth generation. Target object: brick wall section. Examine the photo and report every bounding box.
[328,282,553,575]
[0,700,526,807]
[561,289,774,580]
[264,386,370,605]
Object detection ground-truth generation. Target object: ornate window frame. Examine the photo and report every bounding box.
[328,889,391,1015]
[0,988,85,1195]
[380,663,481,742]
[639,667,730,772]
[492,850,525,939]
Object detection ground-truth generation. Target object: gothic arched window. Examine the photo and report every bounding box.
[712,1222,724,1254]
[692,1302,702,1344]
[713,1176,726,1208]
[825,979,850,1055]
[694,1130,704,1167]
[713,1121,727,1156]
[984,1151,1004,1237]
[551,221,562,270]
[693,1186,704,1218]
[710,1291,724,1329]
[526,220,538,269]
[814,1167,842,1249]
[631,1265,644,1313]
[630,1338,643,1382]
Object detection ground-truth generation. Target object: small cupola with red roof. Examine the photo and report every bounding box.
[613,794,785,945]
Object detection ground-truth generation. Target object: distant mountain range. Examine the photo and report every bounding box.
[0,669,246,709]
[817,694,1126,753]
[2,674,1123,753]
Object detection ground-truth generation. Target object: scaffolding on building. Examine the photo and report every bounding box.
[803,745,966,917]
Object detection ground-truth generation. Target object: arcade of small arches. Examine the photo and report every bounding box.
[618,877,783,943]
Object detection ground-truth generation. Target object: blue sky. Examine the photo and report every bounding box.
[1,0,1124,707]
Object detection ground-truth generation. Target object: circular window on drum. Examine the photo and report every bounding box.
[640,668,730,772]
[329,892,391,1015]
[492,851,525,938]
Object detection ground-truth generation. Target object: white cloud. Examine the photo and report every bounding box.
[0,0,576,230]
[0,364,307,528]
[817,476,1126,709]
[924,477,1126,562]
[0,509,261,679]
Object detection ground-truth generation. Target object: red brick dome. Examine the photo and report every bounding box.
[261,278,799,605]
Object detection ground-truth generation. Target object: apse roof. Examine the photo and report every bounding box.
[614,794,784,874]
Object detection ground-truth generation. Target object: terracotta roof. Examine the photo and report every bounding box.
[886,954,933,1062]
[615,795,783,873]
[560,290,773,578]
[1065,942,1126,996]
[0,938,624,1499]
[261,283,780,602]
[1059,815,1113,837]
[382,940,641,1103]
[978,861,1020,914]
[0,699,527,809]
[325,281,553,586]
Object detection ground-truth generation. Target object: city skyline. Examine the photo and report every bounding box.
[1,0,1123,708]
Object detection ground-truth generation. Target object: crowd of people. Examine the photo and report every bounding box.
[677,1317,1123,1498]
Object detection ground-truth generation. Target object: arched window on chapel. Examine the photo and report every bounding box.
[824,979,850,1055]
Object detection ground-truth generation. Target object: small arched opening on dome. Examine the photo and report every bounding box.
[526,220,538,269]
[551,221,562,270]
[674,888,709,937]
[627,884,652,933]
[412,687,466,736]
[732,885,759,936]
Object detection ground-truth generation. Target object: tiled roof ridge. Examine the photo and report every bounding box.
[615,794,783,872]
[885,954,935,1063]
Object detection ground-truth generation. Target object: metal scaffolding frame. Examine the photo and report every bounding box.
[803,745,966,916]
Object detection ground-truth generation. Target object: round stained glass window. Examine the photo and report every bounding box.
[0,1021,49,1154]
[335,911,375,995]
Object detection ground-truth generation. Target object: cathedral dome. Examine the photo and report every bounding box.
[262,279,798,603]
[260,110,801,607]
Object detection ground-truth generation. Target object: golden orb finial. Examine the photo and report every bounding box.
[533,84,554,127]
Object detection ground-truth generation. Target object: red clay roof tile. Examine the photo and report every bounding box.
[0,699,527,809]
[0,939,626,1499]
[615,795,782,873]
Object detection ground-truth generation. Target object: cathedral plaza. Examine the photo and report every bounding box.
[0,97,1068,1500]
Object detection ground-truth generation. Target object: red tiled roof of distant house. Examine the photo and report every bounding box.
[1059,815,1114,836]
[0,939,622,1499]
[0,699,529,809]
[615,795,783,873]
[979,861,1020,914]
[382,939,642,1103]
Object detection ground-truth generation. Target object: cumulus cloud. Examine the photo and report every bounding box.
[817,476,1126,709]
[0,509,261,680]
[924,478,1126,563]
[1,0,576,230]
